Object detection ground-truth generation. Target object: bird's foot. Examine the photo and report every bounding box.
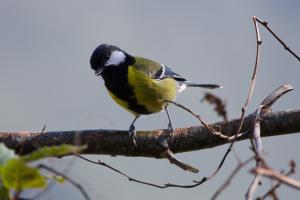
[129,124,137,147]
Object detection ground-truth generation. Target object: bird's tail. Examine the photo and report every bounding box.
[184,81,222,89]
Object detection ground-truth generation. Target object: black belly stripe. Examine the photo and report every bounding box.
[101,64,151,115]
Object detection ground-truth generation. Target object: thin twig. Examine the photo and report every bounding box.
[210,156,254,200]
[37,164,91,200]
[245,174,262,200]
[221,16,263,200]
[243,21,300,197]
[39,131,178,189]
[33,156,78,199]
[228,15,262,152]
[245,84,294,198]
[209,16,263,192]
[31,127,90,200]
[260,161,296,199]
[161,149,199,173]
[253,167,300,190]
[164,100,221,136]
[165,100,235,144]
[39,130,219,189]
[251,84,294,154]
[255,17,300,62]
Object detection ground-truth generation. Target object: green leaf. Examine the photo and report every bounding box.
[0,143,17,166]
[21,145,86,163]
[1,158,46,190]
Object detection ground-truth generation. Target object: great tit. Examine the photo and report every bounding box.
[90,44,221,145]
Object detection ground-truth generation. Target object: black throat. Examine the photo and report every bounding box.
[100,55,151,115]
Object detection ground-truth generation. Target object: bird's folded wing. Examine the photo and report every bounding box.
[132,57,186,81]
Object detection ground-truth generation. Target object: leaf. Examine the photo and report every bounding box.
[1,158,46,190]
[0,143,17,166]
[21,145,86,163]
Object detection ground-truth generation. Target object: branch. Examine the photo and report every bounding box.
[0,109,299,157]
[37,164,91,200]
[160,149,199,173]
[246,174,262,200]
[255,17,300,62]
[252,167,300,190]
[211,156,254,200]
[259,160,296,199]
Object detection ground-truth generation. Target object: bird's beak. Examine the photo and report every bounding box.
[95,68,104,76]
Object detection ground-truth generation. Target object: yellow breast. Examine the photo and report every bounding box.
[127,66,178,114]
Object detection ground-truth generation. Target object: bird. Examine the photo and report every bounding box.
[90,44,222,145]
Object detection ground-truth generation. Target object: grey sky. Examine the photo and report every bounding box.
[0,1,299,199]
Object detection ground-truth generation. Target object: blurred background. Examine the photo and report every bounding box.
[0,0,300,199]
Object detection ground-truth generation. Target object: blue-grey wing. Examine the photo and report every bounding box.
[154,64,186,81]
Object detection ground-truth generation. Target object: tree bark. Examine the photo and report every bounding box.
[1,109,299,157]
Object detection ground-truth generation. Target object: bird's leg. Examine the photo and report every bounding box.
[165,106,174,133]
[129,116,139,147]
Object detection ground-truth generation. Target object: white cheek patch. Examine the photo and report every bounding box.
[105,50,126,66]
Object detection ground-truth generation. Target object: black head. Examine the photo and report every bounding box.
[90,44,129,76]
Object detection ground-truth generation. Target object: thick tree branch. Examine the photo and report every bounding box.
[0,109,299,157]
